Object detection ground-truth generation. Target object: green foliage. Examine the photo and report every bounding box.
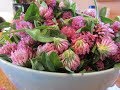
[92,45,100,64]
[114,63,120,69]
[99,7,107,17]
[26,29,54,42]
[0,31,12,44]
[0,22,11,29]
[14,0,19,3]
[0,28,24,44]
[40,1,48,8]
[26,24,66,43]
[10,35,20,44]
[31,60,45,71]
[114,16,120,21]
[14,8,22,19]
[100,16,113,24]
[103,58,115,70]
[0,54,12,62]
[63,0,76,16]
[70,2,76,16]
[79,17,98,33]
[25,3,40,21]
[49,52,63,69]
[63,0,71,8]
[31,52,63,72]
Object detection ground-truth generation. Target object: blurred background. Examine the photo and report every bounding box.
[0,0,13,21]
[0,0,120,20]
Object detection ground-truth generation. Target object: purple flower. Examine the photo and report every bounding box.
[71,32,97,48]
[85,66,93,72]
[45,0,56,8]
[97,37,118,58]
[60,49,80,71]
[53,38,69,54]
[20,35,35,46]
[61,26,76,38]
[72,37,90,55]
[96,60,104,70]
[82,32,97,47]
[44,19,55,26]
[13,20,33,38]
[0,43,17,55]
[15,21,33,30]
[112,49,120,63]
[83,9,96,17]
[111,21,120,33]
[37,43,57,55]
[72,16,85,30]
[95,22,114,38]
[111,43,120,62]
[10,46,33,65]
[44,7,54,19]
[62,11,72,20]
[39,5,48,16]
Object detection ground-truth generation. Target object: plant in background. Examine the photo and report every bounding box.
[0,0,120,73]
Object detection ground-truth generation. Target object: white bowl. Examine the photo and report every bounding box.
[0,59,119,90]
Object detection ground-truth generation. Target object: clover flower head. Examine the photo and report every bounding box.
[111,43,120,62]
[10,46,33,65]
[72,37,90,55]
[95,22,114,38]
[60,49,80,71]
[37,43,57,55]
[96,60,104,70]
[97,37,118,57]
[15,21,33,30]
[44,19,55,26]
[0,42,17,55]
[62,11,72,20]
[44,7,54,19]
[20,35,35,46]
[39,5,48,16]
[54,38,69,54]
[111,21,120,33]
[45,0,56,8]
[61,26,76,38]
[72,16,85,30]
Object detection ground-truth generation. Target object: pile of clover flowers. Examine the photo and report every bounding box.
[0,0,120,73]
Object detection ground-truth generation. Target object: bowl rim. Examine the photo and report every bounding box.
[0,58,117,77]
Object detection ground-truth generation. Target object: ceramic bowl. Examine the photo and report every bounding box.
[0,59,119,90]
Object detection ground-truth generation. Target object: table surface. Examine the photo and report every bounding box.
[0,69,16,90]
[0,69,120,90]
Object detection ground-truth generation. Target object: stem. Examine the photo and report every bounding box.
[93,0,99,19]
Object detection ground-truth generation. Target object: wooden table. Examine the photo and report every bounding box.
[0,69,16,90]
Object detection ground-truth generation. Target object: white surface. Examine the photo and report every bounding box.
[0,59,119,90]
[0,12,13,22]
[107,85,120,90]
[0,0,13,22]
[0,0,13,12]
